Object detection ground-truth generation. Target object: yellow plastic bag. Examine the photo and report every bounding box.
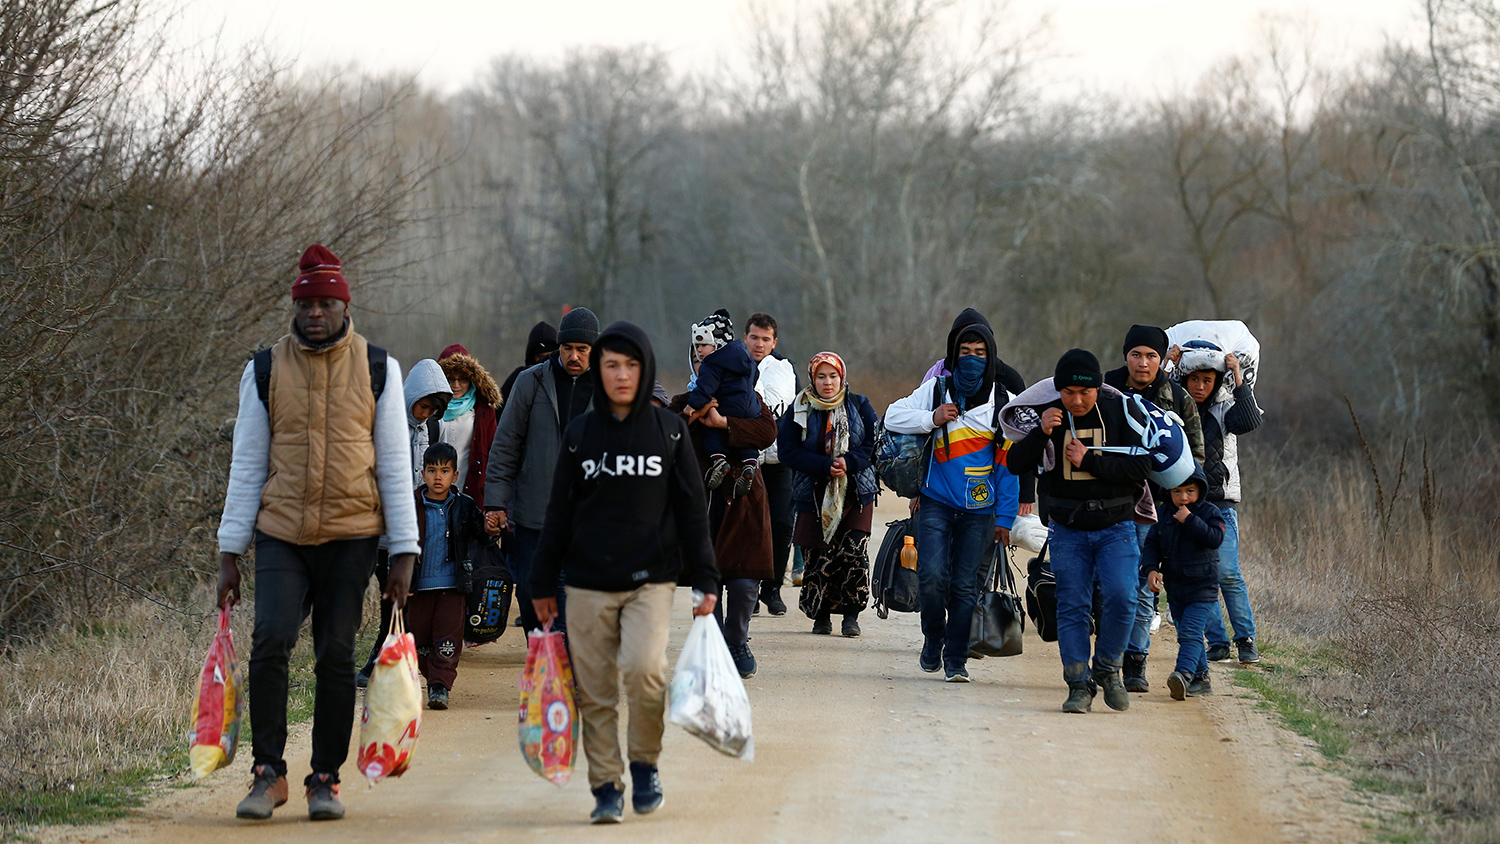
[357,611,423,782]
[188,607,242,778]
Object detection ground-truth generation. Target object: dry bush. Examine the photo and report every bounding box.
[1241,422,1500,841]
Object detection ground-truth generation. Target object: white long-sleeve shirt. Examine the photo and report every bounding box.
[216,355,421,557]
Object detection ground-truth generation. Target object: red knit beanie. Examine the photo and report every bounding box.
[439,344,469,360]
[291,244,350,302]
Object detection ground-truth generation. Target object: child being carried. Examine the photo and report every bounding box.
[683,309,762,498]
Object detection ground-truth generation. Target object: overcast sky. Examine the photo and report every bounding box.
[171,0,1425,97]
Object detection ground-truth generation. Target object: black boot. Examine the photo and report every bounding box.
[1094,667,1130,711]
[1123,652,1149,692]
[1062,681,1095,713]
[761,586,787,617]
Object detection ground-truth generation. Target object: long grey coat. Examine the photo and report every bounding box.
[484,359,576,530]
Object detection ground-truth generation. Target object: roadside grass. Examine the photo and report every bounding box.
[0,590,383,838]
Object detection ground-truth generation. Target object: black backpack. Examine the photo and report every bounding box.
[871,518,921,618]
[252,343,388,409]
[465,543,513,644]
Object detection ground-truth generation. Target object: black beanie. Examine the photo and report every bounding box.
[1122,324,1168,358]
[1054,349,1103,389]
[557,307,600,345]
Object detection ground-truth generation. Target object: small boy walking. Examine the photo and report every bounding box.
[683,309,762,497]
[1141,464,1226,700]
[408,443,498,710]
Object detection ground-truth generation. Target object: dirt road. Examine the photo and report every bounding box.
[44,506,1371,844]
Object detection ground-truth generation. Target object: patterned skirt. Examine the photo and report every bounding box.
[798,528,871,619]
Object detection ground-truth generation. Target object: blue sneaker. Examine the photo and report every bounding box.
[919,639,942,673]
[629,762,663,815]
[590,784,624,824]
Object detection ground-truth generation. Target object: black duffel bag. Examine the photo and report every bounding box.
[1026,540,1059,643]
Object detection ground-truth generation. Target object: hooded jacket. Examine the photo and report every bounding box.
[1175,362,1263,503]
[403,359,452,489]
[921,308,1026,397]
[438,352,502,506]
[531,322,719,595]
[1141,466,1225,604]
[501,321,559,403]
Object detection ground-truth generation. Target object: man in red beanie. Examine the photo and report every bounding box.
[216,244,420,821]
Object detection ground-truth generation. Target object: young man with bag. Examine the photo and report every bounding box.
[883,312,1020,683]
[1007,349,1153,714]
[530,321,720,825]
[215,245,420,821]
[1103,324,1206,692]
[745,312,799,617]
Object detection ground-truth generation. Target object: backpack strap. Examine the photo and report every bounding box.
[253,348,273,411]
[368,344,388,402]
[253,343,388,411]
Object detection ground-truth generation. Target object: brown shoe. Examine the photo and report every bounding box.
[235,765,289,820]
[305,772,344,821]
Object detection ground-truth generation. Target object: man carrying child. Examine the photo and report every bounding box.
[683,308,762,498]
[408,442,501,710]
[531,321,720,824]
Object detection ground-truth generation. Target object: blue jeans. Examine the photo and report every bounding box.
[916,496,993,671]
[1202,506,1256,647]
[1167,597,1213,678]
[513,525,568,634]
[1125,522,1154,657]
[1050,520,1140,683]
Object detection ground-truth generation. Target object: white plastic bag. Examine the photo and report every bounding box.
[1010,512,1048,555]
[669,614,754,761]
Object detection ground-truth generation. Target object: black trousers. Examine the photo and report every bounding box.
[360,549,393,676]
[249,532,378,780]
[759,463,795,599]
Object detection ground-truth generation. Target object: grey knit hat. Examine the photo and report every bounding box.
[557,307,600,345]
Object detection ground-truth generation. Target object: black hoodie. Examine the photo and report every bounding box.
[531,321,719,595]
[944,308,1026,398]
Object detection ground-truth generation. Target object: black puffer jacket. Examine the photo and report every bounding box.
[1139,466,1225,604]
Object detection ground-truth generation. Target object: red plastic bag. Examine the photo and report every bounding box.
[357,611,423,782]
[517,622,578,786]
[188,607,242,778]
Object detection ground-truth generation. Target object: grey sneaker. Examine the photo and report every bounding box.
[1206,643,1233,662]
[732,464,757,499]
[1094,669,1130,711]
[1188,673,1214,696]
[1123,653,1149,693]
[590,784,625,824]
[304,773,344,821]
[1062,683,1095,713]
[235,765,288,820]
[1167,670,1189,701]
[704,457,731,491]
[1235,638,1261,664]
[427,683,449,710]
[629,762,663,815]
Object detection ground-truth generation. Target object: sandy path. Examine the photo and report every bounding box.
[42,502,1370,844]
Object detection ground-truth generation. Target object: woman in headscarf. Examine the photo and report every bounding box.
[437,344,503,507]
[776,352,879,637]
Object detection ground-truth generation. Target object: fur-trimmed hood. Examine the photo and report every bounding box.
[438,353,502,409]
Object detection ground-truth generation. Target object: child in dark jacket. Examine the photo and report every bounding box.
[683,309,762,498]
[408,442,498,710]
[1142,464,1226,701]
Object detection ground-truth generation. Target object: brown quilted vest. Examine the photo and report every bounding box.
[255,321,383,545]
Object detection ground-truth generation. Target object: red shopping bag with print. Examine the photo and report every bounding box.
[357,612,423,782]
[188,606,243,778]
[517,622,578,786]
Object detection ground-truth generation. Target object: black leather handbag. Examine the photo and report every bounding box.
[969,543,1025,657]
